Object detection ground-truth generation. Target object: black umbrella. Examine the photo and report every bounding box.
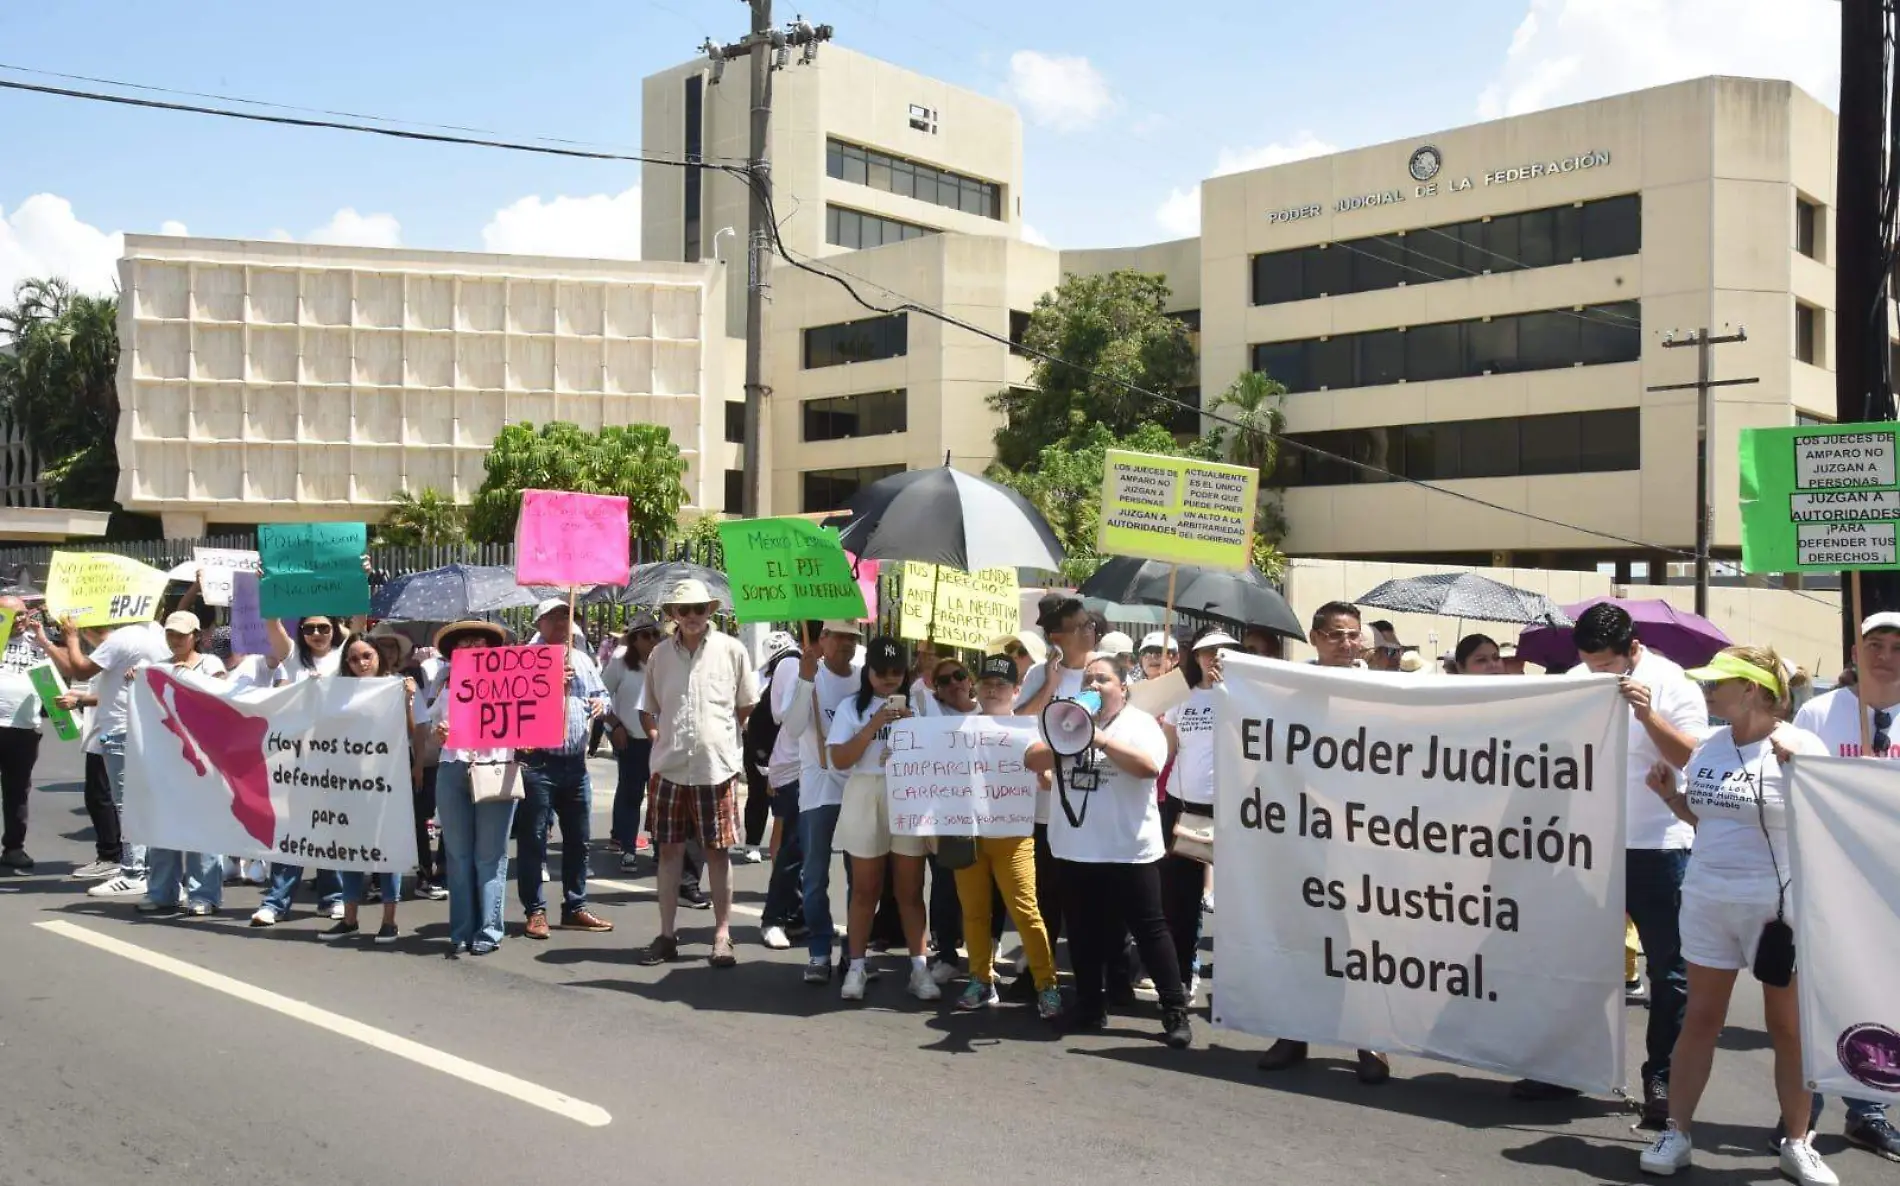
[583,560,730,608]
[1355,572,1572,626]
[1079,556,1304,639]
[834,463,1064,572]
[370,564,537,620]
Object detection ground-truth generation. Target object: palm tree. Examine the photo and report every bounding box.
[0,277,122,511]
[1209,370,1287,474]
[376,487,469,547]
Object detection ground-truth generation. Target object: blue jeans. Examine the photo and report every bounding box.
[762,780,803,928]
[340,870,402,903]
[612,739,652,850]
[263,864,344,914]
[517,752,591,918]
[145,849,222,908]
[436,761,517,951]
[1627,847,1691,1085]
[799,802,842,960]
[101,733,145,875]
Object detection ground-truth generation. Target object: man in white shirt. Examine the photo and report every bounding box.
[1789,613,1900,1161]
[1510,602,1705,1127]
[637,580,759,969]
[0,597,44,871]
[771,620,861,978]
[749,628,805,949]
[29,613,171,898]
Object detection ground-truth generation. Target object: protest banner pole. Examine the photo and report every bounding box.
[1163,563,1178,643]
[1855,571,1872,757]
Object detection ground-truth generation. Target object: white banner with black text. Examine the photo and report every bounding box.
[1213,656,1628,1092]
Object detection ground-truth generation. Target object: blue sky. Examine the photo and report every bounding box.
[0,0,1841,295]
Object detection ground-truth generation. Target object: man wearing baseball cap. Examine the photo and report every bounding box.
[638,579,760,968]
[515,598,612,939]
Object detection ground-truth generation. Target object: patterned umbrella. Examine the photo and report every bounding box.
[370,563,538,620]
[1355,572,1574,626]
[582,561,730,608]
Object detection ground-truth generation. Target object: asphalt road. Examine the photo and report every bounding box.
[2,735,1895,1186]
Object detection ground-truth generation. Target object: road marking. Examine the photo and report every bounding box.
[34,919,612,1128]
[590,877,763,919]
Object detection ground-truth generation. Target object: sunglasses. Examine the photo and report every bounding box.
[935,670,969,687]
[672,603,713,617]
[1315,628,1359,643]
[300,623,333,635]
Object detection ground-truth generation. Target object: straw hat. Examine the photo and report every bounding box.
[432,619,508,656]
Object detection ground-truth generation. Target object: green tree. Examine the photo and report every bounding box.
[987,270,1197,471]
[374,487,469,547]
[1208,370,1290,575]
[0,278,124,514]
[468,421,689,549]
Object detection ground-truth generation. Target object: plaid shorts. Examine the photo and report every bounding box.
[648,778,739,848]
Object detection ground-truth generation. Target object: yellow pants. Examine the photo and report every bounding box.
[953,836,1057,991]
[1625,915,1642,981]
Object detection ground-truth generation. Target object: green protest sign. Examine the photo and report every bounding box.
[258,522,371,618]
[717,517,869,624]
[1740,422,1900,572]
[27,662,81,742]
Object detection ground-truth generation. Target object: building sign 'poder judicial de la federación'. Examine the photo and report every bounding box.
[1264,146,1616,225]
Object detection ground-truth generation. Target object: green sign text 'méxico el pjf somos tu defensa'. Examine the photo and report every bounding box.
[1740,422,1900,573]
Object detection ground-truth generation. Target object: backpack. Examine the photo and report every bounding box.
[744,649,798,769]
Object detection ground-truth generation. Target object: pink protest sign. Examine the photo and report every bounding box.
[514,490,630,587]
[445,644,567,750]
[845,551,879,623]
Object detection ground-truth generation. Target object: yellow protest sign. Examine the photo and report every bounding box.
[1097,449,1259,570]
[899,563,1020,650]
[45,551,171,627]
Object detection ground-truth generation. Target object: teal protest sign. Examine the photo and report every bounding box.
[258,523,370,618]
[716,517,868,624]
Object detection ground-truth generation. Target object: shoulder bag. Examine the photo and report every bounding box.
[467,760,524,804]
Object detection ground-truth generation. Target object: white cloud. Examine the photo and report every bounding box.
[1478,0,1840,119]
[306,207,402,248]
[1020,222,1051,247]
[158,220,189,237]
[0,194,127,297]
[1153,132,1340,238]
[1002,50,1113,132]
[480,186,641,259]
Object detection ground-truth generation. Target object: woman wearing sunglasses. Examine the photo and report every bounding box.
[282,615,343,682]
[1636,647,1834,1185]
[922,657,976,716]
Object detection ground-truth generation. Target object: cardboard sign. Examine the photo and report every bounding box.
[1740,423,1900,572]
[884,715,1039,837]
[717,517,868,623]
[514,490,631,587]
[45,551,171,627]
[258,523,370,619]
[1097,449,1259,570]
[445,644,566,749]
[898,563,1019,650]
[26,662,81,742]
[192,547,261,607]
[229,571,269,655]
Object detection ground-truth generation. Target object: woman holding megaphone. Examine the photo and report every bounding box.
[1026,655,1193,1049]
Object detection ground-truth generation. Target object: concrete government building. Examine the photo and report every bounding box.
[115,49,1843,580]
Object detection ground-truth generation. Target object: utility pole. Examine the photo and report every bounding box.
[1836,0,1895,658]
[1648,328,1758,617]
[701,6,833,519]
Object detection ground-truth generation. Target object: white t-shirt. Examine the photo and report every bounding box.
[1681,723,1826,903]
[1163,687,1219,806]
[80,673,106,754]
[278,648,341,684]
[157,653,227,690]
[1587,649,1708,850]
[757,652,800,788]
[1018,663,1088,825]
[1794,686,1900,761]
[1047,707,1168,864]
[774,659,860,808]
[602,647,648,729]
[91,621,170,739]
[223,654,281,692]
[826,694,899,778]
[0,636,43,731]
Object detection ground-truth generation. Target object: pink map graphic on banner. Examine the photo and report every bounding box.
[142,668,276,848]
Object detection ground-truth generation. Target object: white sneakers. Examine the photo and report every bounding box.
[249,906,279,927]
[840,963,868,1000]
[908,965,942,1001]
[87,874,147,899]
[929,959,961,986]
[1640,1124,1692,1175]
[761,926,791,950]
[1779,1136,1840,1186]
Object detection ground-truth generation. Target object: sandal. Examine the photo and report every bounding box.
[709,936,738,968]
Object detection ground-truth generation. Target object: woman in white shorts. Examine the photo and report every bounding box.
[828,635,937,1004]
[1637,646,1836,1185]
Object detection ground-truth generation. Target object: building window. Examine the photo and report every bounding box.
[1250,301,1642,393]
[1169,386,1201,435]
[1797,411,1835,426]
[683,75,703,263]
[825,137,1002,220]
[1796,197,1820,260]
[1273,409,1641,487]
[1168,308,1202,355]
[723,469,745,514]
[724,401,746,444]
[826,205,937,250]
[1250,194,1642,306]
[802,464,904,512]
[803,389,908,441]
[1796,302,1819,365]
[907,104,937,134]
[803,313,908,369]
[1009,309,1032,356]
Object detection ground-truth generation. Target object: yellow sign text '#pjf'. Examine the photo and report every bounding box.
[45,552,172,627]
[899,563,1020,650]
[1097,449,1260,571]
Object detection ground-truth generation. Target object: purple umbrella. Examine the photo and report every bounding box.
[1514,597,1732,672]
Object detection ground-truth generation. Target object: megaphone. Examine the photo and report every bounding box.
[1040,696,1097,757]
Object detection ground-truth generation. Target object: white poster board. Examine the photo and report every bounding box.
[885,715,1038,837]
[192,547,262,607]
